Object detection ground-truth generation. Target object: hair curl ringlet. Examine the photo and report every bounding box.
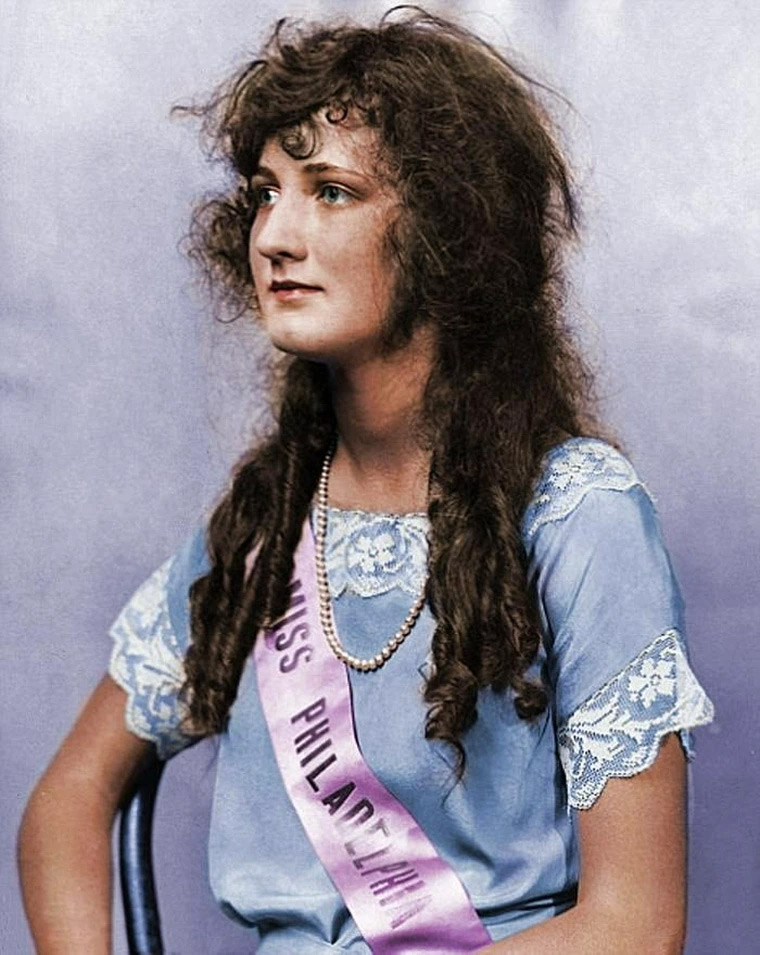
[177,4,612,778]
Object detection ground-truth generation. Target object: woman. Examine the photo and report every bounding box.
[19,8,713,953]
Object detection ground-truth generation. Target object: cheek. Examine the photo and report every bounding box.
[248,231,259,277]
[336,225,394,304]
[249,247,267,302]
[337,255,392,325]
[364,244,397,316]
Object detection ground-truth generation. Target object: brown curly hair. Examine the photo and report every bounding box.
[179,6,605,775]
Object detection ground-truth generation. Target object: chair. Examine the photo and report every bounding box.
[119,754,166,955]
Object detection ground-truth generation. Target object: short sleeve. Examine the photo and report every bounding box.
[523,438,714,809]
[108,526,210,759]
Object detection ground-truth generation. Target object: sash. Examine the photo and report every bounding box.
[254,519,491,954]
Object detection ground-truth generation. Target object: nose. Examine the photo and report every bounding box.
[251,195,307,264]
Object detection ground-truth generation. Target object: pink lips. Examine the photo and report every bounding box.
[270,280,322,301]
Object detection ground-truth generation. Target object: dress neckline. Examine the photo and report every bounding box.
[311,501,428,520]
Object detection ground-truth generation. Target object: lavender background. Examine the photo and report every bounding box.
[2,1,758,953]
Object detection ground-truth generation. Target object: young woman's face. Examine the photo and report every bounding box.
[249,118,400,365]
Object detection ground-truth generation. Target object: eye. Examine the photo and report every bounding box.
[318,183,353,206]
[254,185,279,206]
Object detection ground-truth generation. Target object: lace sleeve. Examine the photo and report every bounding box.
[523,439,714,808]
[108,556,193,760]
[557,629,714,809]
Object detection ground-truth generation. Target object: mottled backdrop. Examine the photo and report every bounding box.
[2,1,757,952]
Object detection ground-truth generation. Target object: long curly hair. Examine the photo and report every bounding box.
[179,7,605,774]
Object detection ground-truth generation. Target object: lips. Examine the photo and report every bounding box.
[269,279,323,304]
[270,280,322,292]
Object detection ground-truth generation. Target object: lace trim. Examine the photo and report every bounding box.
[522,438,650,542]
[316,508,429,599]
[310,439,644,596]
[108,557,191,759]
[558,629,714,810]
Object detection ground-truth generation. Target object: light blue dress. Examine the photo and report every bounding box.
[109,438,714,952]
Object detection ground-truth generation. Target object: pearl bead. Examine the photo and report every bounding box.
[314,442,426,673]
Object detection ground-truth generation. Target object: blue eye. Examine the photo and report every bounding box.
[255,185,279,206]
[319,184,352,205]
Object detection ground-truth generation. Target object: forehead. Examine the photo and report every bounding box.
[258,113,383,175]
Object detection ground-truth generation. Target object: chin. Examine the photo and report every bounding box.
[271,340,325,361]
[266,330,334,363]
[271,335,374,368]
[263,315,315,352]
[262,321,336,362]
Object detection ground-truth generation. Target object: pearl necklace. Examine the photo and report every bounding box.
[315,445,427,672]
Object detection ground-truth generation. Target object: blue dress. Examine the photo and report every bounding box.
[109,438,713,952]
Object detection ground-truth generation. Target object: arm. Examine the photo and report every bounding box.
[486,444,713,953]
[18,674,154,955]
[480,732,686,954]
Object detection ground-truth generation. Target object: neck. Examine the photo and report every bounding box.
[327,330,434,513]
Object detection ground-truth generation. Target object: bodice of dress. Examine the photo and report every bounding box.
[108,437,713,953]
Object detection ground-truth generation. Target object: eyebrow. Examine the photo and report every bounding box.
[252,162,372,182]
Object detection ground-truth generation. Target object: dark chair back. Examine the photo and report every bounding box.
[119,754,166,955]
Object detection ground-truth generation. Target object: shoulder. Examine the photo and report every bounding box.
[111,524,210,654]
[521,437,652,546]
[165,524,211,637]
[108,524,210,759]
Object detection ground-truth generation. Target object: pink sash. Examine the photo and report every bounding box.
[253,519,490,954]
